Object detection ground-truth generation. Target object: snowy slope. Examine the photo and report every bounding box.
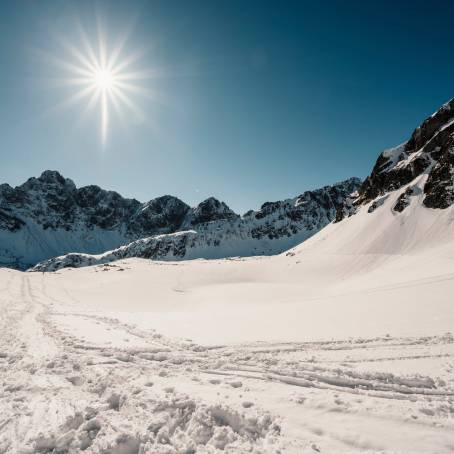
[2,181,454,452]
[33,175,454,344]
[0,172,360,269]
[2,99,454,453]
[297,173,454,258]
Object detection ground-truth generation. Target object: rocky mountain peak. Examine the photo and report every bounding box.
[406,98,454,153]
[38,170,70,185]
[337,98,454,220]
[22,170,77,192]
[188,197,239,226]
[128,195,189,235]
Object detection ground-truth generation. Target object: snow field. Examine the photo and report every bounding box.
[1,184,454,452]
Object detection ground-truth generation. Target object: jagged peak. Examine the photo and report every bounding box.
[405,98,454,155]
[336,97,454,219]
[194,197,236,213]
[139,195,189,214]
[326,176,362,187]
[185,197,238,226]
[20,170,76,192]
[145,194,187,206]
[39,170,65,182]
[0,183,13,193]
[39,170,75,187]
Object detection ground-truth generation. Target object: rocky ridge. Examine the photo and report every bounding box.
[0,172,361,269]
[336,98,454,222]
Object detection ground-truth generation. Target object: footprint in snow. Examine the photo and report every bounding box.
[107,393,122,411]
[67,376,84,386]
[116,353,132,362]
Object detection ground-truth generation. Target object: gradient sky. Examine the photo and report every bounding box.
[1,0,454,213]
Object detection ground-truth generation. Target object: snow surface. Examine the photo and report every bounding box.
[1,175,454,453]
[380,143,407,172]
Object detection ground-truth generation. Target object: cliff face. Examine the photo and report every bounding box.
[336,99,454,223]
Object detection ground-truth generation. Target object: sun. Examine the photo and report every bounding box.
[42,20,153,146]
[93,69,115,92]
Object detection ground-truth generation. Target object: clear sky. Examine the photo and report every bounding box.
[1,0,453,213]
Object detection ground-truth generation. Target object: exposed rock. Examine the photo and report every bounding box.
[333,191,358,223]
[0,209,25,231]
[182,197,239,227]
[251,178,361,235]
[393,187,415,213]
[335,98,454,220]
[424,142,454,209]
[128,195,190,235]
[368,201,379,214]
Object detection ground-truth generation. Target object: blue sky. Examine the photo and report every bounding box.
[1,0,453,213]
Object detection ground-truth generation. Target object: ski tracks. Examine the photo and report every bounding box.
[1,272,454,453]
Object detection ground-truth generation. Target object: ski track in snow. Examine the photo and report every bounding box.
[1,270,454,453]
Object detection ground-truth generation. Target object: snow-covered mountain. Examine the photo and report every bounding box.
[3,100,454,453]
[32,97,454,272]
[336,98,454,222]
[0,170,360,269]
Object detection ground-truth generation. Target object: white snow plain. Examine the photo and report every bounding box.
[1,176,454,453]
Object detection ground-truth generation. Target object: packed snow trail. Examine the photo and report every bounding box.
[1,268,454,453]
[0,270,284,453]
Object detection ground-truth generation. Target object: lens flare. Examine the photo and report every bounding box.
[41,18,154,146]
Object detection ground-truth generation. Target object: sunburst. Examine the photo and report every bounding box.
[41,19,154,146]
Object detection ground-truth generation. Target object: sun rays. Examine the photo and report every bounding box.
[41,18,153,146]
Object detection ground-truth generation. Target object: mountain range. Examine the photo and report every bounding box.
[0,170,360,269]
[3,97,454,272]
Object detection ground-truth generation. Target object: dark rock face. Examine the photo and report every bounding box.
[424,142,454,209]
[254,201,284,220]
[251,178,362,237]
[0,209,25,231]
[334,192,358,223]
[336,98,454,220]
[393,187,415,212]
[75,185,139,230]
[18,172,78,230]
[0,171,188,236]
[185,197,239,226]
[125,232,194,260]
[406,100,454,153]
[367,201,380,214]
[128,196,190,235]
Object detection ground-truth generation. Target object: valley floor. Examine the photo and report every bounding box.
[1,245,454,453]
